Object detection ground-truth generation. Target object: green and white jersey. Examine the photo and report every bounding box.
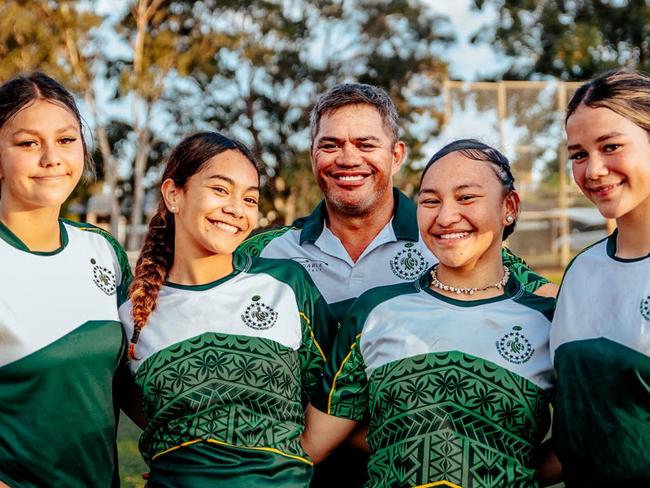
[119,254,335,487]
[0,219,131,488]
[238,188,549,321]
[550,232,650,487]
[313,273,555,488]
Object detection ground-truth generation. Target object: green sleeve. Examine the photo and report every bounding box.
[502,246,549,293]
[311,307,368,421]
[237,226,293,257]
[299,290,337,402]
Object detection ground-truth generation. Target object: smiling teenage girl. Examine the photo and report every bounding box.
[550,69,650,486]
[119,132,335,487]
[302,140,555,488]
[0,73,131,487]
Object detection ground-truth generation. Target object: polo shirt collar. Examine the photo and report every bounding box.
[296,187,420,245]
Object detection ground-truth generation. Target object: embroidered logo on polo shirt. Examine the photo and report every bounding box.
[390,243,427,280]
[291,257,329,273]
[91,258,117,295]
[242,295,278,330]
[496,325,534,364]
[640,296,650,321]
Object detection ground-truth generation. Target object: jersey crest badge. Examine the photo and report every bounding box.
[242,295,278,330]
[641,296,650,321]
[91,258,117,295]
[390,243,428,280]
[496,325,534,364]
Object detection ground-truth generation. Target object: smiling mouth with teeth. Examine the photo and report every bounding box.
[336,175,365,181]
[437,232,470,240]
[589,182,623,194]
[209,220,239,234]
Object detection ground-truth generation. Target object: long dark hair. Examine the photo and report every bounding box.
[127,131,259,359]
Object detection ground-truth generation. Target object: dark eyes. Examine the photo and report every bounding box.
[458,195,476,202]
[568,151,587,161]
[569,143,622,162]
[16,137,77,147]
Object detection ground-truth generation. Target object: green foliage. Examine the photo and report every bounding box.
[473,0,650,80]
[0,0,454,230]
[165,0,452,224]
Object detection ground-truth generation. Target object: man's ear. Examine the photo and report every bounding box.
[391,141,406,176]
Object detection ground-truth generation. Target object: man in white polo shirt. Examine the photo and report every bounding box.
[238,83,554,487]
[239,83,552,322]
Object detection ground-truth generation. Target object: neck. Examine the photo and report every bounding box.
[434,250,506,301]
[168,250,235,286]
[615,206,650,258]
[326,192,395,262]
[0,206,62,252]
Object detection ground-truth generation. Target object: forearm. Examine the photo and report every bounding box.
[301,403,358,464]
[535,441,563,486]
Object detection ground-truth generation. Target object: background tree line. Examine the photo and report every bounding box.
[1,0,647,250]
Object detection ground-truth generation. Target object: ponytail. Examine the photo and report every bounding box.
[128,202,175,359]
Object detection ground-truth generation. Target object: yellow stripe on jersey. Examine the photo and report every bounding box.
[300,311,326,361]
[414,481,463,488]
[327,333,362,415]
[152,437,313,466]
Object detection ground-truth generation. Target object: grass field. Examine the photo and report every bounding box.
[117,414,147,488]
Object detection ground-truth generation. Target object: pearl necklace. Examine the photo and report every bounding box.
[429,264,510,295]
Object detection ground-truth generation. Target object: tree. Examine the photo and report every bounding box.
[472,0,650,80]
[0,0,124,236]
[166,0,453,225]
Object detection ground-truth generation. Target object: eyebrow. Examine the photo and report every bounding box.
[11,125,79,137]
[419,183,484,195]
[206,174,259,192]
[316,135,382,144]
[568,132,624,151]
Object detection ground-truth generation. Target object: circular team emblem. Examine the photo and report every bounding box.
[496,326,534,364]
[640,296,650,321]
[91,258,117,295]
[390,243,428,280]
[242,295,278,330]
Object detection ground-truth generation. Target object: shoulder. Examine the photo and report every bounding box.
[237,225,296,257]
[558,234,609,291]
[62,219,125,255]
[63,219,127,260]
[62,219,131,287]
[245,255,314,288]
[512,287,556,322]
[348,280,421,324]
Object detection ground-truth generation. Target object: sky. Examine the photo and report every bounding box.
[87,0,554,180]
[427,0,509,80]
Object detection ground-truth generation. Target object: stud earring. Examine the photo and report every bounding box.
[505,215,514,223]
[170,206,177,213]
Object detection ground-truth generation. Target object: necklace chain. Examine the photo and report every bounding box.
[429,264,510,296]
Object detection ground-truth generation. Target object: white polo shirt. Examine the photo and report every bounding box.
[238,189,433,320]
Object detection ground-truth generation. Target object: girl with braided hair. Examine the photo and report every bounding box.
[119,131,335,487]
[0,73,131,487]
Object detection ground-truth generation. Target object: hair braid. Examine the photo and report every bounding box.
[128,202,175,359]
